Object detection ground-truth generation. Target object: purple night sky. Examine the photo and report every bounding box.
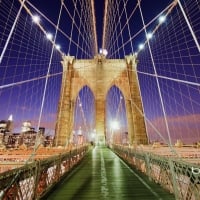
[0,0,200,144]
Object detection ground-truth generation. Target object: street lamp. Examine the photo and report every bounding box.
[158,15,166,24]
[77,126,83,145]
[110,120,120,130]
[110,120,120,146]
[32,15,40,24]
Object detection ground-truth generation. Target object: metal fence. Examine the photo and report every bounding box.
[0,145,88,199]
[113,145,200,200]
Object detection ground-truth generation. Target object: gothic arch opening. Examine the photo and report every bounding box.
[72,85,95,145]
[106,85,128,145]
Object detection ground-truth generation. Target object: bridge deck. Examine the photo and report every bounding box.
[45,146,175,200]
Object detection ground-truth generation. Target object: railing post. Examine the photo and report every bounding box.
[33,160,41,200]
[168,159,180,199]
[53,154,62,182]
[144,153,152,181]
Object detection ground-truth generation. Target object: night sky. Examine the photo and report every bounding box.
[0,0,200,145]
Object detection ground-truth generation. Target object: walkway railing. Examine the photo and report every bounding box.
[113,145,200,200]
[0,145,88,200]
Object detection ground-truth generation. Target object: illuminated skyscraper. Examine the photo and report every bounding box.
[6,114,13,133]
[0,114,13,133]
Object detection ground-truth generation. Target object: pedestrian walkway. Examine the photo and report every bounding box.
[44,146,175,200]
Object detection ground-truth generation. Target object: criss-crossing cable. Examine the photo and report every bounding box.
[0,0,98,151]
[106,86,127,143]
[103,0,200,148]
[73,86,95,144]
[137,0,200,145]
[0,0,200,156]
[0,0,62,135]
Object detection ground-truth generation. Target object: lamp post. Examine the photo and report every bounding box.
[110,120,120,147]
[90,129,96,146]
[77,126,83,145]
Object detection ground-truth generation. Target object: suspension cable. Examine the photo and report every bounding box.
[67,0,78,55]
[0,0,26,64]
[91,0,98,55]
[138,0,173,147]
[33,0,64,153]
[122,0,149,143]
[177,0,200,53]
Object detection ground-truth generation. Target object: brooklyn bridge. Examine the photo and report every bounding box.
[0,0,200,199]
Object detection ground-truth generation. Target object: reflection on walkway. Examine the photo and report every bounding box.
[45,146,175,200]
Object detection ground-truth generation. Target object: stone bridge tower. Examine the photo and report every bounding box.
[54,54,148,146]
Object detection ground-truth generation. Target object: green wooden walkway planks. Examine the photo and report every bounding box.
[45,147,175,200]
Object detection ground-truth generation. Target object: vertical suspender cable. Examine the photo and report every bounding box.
[177,0,200,53]
[138,0,173,146]
[102,0,108,50]
[91,0,98,55]
[75,1,83,58]
[68,0,78,55]
[34,0,64,152]
[116,0,125,57]
[0,0,26,64]
[122,0,150,143]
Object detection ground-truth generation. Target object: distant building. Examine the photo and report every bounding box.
[21,121,32,133]
[0,118,49,148]
[39,127,45,135]
[22,127,37,147]
[0,120,7,133]
[7,114,13,132]
[0,114,13,134]
[0,115,13,149]
[44,135,53,147]
[5,133,21,148]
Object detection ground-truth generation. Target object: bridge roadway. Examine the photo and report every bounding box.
[44,146,175,200]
